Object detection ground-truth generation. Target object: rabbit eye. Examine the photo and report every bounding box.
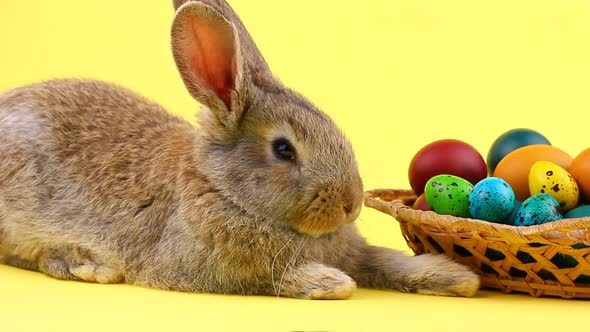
[272,138,296,161]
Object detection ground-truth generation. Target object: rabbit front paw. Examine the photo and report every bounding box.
[38,256,78,280]
[277,263,356,300]
[412,254,480,297]
[69,264,123,284]
[37,248,123,284]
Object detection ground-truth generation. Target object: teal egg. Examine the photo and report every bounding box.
[425,175,474,217]
[505,200,523,225]
[468,177,515,222]
[564,205,590,219]
[514,194,562,226]
[487,128,551,174]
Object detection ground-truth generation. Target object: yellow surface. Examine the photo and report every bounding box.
[1,0,590,331]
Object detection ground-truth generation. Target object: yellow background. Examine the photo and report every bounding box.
[1,0,590,331]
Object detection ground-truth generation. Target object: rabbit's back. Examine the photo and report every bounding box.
[0,79,200,271]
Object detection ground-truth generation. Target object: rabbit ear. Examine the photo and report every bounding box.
[171,1,245,116]
[172,0,186,10]
[173,1,275,86]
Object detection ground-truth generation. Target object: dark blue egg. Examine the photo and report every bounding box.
[487,128,551,174]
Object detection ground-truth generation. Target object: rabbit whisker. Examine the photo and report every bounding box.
[277,236,308,298]
[271,232,296,296]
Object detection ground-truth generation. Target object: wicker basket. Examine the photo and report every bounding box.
[364,188,590,299]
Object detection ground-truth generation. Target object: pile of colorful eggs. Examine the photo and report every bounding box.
[408,129,590,226]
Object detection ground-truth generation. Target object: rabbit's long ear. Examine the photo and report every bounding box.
[172,1,273,85]
[171,1,249,126]
[172,1,276,128]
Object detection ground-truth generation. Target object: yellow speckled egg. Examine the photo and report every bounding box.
[529,161,579,211]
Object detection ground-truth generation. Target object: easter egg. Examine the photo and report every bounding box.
[513,193,563,226]
[506,200,523,225]
[528,161,579,212]
[487,128,551,174]
[492,145,573,201]
[564,205,590,219]
[569,147,590,201]
[468,177,515,223]
[425,175,473,217]
[408,139,487,196]
[412,193,431,211]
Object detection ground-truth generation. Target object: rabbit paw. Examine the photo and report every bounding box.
[69,264,124,284]
[37,249,123,284]
[279,263,356,300]
[412,254,480,297]
[307,270,357,300]
[38,256,77,280]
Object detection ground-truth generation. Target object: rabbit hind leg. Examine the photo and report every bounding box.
[0,247,78,281]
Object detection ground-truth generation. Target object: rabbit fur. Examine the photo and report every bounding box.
[0,0,479,299]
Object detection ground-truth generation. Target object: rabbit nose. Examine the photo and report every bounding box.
[343,193,362,223]
[344,203,361,223]
[343,184,363,209]
[344,202,354,215]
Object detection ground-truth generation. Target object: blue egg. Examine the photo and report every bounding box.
[506,200,523,225]
[564,205,590,219]
[514,194,563,226]
[468,177,515,222]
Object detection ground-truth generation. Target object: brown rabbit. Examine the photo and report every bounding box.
[0,0,479,299]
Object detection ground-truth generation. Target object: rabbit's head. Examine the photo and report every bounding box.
[171,1,363,237]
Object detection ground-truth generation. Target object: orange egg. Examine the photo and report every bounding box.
[492,145,573,201]
[569,147,590,200]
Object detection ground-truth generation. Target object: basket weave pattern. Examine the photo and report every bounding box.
[364,189,590,299]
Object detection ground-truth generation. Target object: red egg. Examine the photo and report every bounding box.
[412,193,431,211]
[408,139,487,195]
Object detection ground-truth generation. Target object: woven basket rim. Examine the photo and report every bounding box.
[364,188,590,243]
[364,188,590,299]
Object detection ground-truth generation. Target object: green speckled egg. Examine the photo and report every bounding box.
[425,175,474,217]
